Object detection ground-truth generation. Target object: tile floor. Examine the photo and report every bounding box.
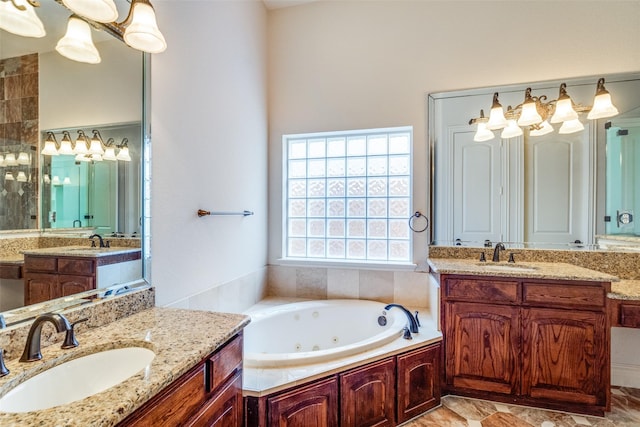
[404,388,640,427]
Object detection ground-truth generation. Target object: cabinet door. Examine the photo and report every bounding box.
[186,374,242,427]
[522,308,609,407]
[59,275,94,296]
[397,344,441,424]
[340,358,395,427]
[268,377,338,427]
[445,302,520,395]
[24,273,58,305]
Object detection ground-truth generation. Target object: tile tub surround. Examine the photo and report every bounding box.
[428,245,640,280]
[0,307,249,427]
[0,287,155,360]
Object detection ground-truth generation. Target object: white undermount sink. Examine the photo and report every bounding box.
[0,347,155,413]
[476,263,539,272]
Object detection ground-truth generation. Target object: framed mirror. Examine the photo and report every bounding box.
[429,72,640,250]
[0,0,150,325]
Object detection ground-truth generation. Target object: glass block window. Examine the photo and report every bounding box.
[283,127,413,263]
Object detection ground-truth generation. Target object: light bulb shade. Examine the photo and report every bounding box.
[41,139,59,156]
[74,138,89,154]
[58,139,75,155]
[75,154,91,162]
[62,0,118,23]
[487,106,508,130]
[473,122,495,142]
[518,101,542,126]
[55,16,101,64]
[63,177,71,185]
[0,0,45,38]
[501,119,523,139]
[43,174,51,184]
[4,153,18,166]
[52,175,61,185]
[123,0,167,53]
[16,171,27,182]
[89,139,105,155]
[588,92,619,120]
[5,172,14,181]
[558,119,584,134]
[103,146,117,161]
[529,120,554,137]
[17,152,30,165]
[116,146,131,161]
[91,153,103,162]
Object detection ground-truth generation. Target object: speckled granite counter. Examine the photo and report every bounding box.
[0,307,250,427]
[22,245,141,258]
[610,280,640,300]
[427,258,619,282]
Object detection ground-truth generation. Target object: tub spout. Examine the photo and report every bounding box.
[384,303,419,334]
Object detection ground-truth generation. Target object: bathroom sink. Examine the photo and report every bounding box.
[476,263,539,272]
[0,347,155,413]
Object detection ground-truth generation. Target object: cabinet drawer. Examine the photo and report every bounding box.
[523,282,606,309]
[208,334,242,392]
[620,304,640,328]
[58,258,95,275]
[444,278,519,303]
[24,257,57,273]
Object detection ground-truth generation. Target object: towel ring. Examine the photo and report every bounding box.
[408,211,429,233]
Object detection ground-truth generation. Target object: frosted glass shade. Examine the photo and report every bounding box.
[17,152,30,165]
[501,120,523,139]
[58,139,75,155]
[52,176,61,185]
[62,0,118,23]
[17,172,27,182]
[89,138,105,155]
[56,17,101,64]
[550,97,578,123]
[116,146,132,161]
[0,0,45,38]
[4,153,18,166]
[5,172,14,181]
[63,177,72,185]
[103,146,118,161]
[587,92,619,120]
[529,120,554,137]
[559,119,584,134]
[75,154,91,162]
[123,1,167,53]
[41,140,59,156]
[517,101,542,126]
[91,154,103,162]
[486,106,508,130]
[473,122,495,142]
[74,138,89,154]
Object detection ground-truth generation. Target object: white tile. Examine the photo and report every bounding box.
[393,271,429,307]
[296,267,327,298]
[359,270,393,302]
[268,265,297,297]
[570,415,592,426]
[327,268,359,299]
[188,286,220,312]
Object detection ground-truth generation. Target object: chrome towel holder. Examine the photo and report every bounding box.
[197,209,254,217]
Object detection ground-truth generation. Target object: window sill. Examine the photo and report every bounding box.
[275,258,418,271]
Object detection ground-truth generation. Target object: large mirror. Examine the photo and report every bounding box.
[0,0,149,323]
[429,72,640,250]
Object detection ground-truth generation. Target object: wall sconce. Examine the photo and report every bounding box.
[55,15,101,64]
[116,138,131,161]
[58,131,75,155]
[0,0,45,38]
[74,130,89,155]
[52,175,61,185]
[4,153,18,166]
[0,0,166,64]
[63,176,72,185]
[5,171,15,181]
[89,130,105,155]
[16,171,28,182]
[41,132,60,156]
[17,152,31,165]
[102,138,118,161]
[469,78,620,142]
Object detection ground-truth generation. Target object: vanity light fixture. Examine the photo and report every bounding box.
[102,138,118,161]
[4,153,18,166]
[0,0,46,38]
[17,171,28,182]
[90,153,103,162]
[55,15,101,64]
[41,132,60,156]
[43,174,51,184]
[469,78,619,142]
[116,138,131,161]
[121,0,166,53]
[62,176,71,185]
[74,130,89,155]
[5,171,15,181]
[89,130,105,155]
[17,152,31,165]
[58,131,75,155]
[52,175,61,185]
[62,0,117,23]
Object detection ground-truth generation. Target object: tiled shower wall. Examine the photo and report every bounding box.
[0,53,39,230]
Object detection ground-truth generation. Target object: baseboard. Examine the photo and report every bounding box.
[611,363,640,387]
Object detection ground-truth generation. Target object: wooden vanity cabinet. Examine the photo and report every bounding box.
[610,299,640,328]
[119,333,243,427]
[23,255,95,305]
[440,274,611,416]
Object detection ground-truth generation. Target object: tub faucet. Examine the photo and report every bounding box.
[89,233,105,248]
[384,304,419,334]
[492,242,506,262]
[20,313,72,362]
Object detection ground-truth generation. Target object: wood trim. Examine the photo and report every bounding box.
[0,263,22,279]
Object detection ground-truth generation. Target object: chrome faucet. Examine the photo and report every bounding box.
[20,313,73,362]
[384,304,419,334]
[89,233,105,248]
[492,242,506,262]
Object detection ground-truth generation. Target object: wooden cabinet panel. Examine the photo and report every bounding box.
[445,278,519,303]
[186,374,242,427]
[340,358,395,427]
[522,308,609,408]
[59,275,94,296]
[58,258,95,275]
[24,256,57,272]
[397,343,441,424]
[268,377,339,427]
[445,302,520,395]
[24,273,58,305]
[523,282,606,310]
[208,334,242,392]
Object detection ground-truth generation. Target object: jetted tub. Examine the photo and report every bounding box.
[243,299,409,368]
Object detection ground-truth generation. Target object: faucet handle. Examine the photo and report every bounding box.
[0,348,9,377]
[62,318,89,349]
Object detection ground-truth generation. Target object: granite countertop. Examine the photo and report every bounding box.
[0,255,23,264]
[0,307,250,427]
[21,246,141,258]
[427,258,619,282]
[610,280,640,300]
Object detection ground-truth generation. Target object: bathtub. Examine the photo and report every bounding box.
[243,299,409,368]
